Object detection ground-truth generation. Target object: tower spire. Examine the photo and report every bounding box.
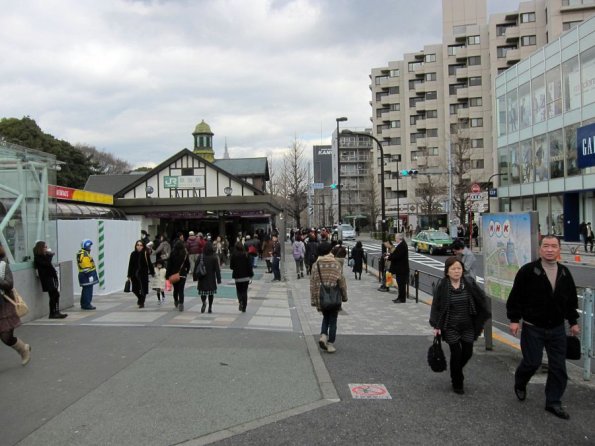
[224,137,230,159]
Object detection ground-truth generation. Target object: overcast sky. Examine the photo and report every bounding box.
[1,0,520,168]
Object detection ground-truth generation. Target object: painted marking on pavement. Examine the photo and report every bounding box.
[349,383,392,400]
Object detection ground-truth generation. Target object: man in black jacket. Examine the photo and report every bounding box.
[388,234,409,303]
[506,235,580,420]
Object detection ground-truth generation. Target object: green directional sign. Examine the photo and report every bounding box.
[164,176,178,188]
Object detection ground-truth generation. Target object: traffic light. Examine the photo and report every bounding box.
[400,169,419,177]
[329,183,343,189]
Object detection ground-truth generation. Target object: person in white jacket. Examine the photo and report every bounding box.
[150,260,167,304]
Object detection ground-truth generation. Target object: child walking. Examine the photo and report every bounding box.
[151,260,167,304]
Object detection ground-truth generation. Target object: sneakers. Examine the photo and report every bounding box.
[319,334,328,350]
[326,343,336,353]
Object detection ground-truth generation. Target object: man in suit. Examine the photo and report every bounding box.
[388,233,409,303]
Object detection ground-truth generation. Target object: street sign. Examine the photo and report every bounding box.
[311,182,324,190]
[468,193,483,201]
[489,187,498,197]
[349,383,392,400]
[471,183,481,193]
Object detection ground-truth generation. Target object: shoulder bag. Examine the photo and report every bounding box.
[169,254,188,284]
[316,263,342,311]
[427,335,447,372]
[4,289,29,318]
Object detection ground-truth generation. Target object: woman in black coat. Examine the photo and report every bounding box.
[127,240,155,309]
[230,242,253,312]
[429,256,490,394]
[349,241,366,280]
[33,240,67,318]
[197,242,221,313]
[166,240,190,312]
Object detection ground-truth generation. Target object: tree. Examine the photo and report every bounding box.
[362,168,380,230]
[76,144,131,174]
[451,128,475,225]
[415,174,446,216]
[0,116,96,188]
[279,137,309,228]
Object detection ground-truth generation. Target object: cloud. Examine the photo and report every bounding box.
[0,0,447,166]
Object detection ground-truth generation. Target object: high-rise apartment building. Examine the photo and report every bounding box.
[369,0,595,230]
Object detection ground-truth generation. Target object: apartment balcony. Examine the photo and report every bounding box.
[455,47,468,61]
[415,101,427,112]
[506,48,521,64]
[457,107,470,119]
[414,63,426,75]
[415,82,427,94]
[455,66,468,80]
[505,27,520,42]
[416,118,426,130]
[456,87,469,101]
[415,137,427,147]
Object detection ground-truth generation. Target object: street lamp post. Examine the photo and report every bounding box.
[341,129,388,290]
[336,117,348,224]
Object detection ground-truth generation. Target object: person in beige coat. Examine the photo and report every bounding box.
[310,242,348,353]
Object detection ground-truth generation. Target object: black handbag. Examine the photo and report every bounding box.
[124,279,131,293]
[193,254,207,281]
[427,335,447,372]
[317,263,342,311]
[566,335,581,360]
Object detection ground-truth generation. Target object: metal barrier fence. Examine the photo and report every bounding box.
[577,287,594,381]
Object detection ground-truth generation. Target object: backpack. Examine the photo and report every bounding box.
[293,242,303,260]
[193,254,207,281]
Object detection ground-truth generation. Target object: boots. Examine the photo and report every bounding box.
[201,296,207,313]
[12,338,31,366]
[49,302,67,319]
[208,295,213,313]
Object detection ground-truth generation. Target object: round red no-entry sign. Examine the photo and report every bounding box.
[471,183,481,193]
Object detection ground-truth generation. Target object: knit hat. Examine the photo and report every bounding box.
[189,231,195,236]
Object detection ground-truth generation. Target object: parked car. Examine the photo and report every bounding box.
[338,223,356,240]
[411,230,453,255]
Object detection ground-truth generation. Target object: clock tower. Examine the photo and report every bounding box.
[192,119,215,162]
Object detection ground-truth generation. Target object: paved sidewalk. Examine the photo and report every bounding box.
[1,245,594,445]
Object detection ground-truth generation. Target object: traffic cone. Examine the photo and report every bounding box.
[575,250,582,262]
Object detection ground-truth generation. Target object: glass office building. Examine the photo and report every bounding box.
[495,14,595,241]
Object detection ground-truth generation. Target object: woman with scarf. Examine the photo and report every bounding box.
[127,240,155,309]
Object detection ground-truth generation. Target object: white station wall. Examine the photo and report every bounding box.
[57,219,141,296]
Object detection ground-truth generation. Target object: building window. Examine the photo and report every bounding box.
[563,21,582,31]
[376,108,388,118]
[425,54,436,63]
[521,35,536,46]
[449,83,465,95]
[532,74,546,123]
[375,75,388,85]
[376,91,388,102]
[562,56,580,112]
[449,104,459,115]
[426,91,437,100]
[471,160,484,169]
[390,69,400,77]
[428,147,439,156]
[471,139,483,148]
[546,66,562,118]
[498,67,508,75]
[470,118,483,127]
[581,45,595,106]
[520,12,536,23]
[467,35,480,45]
[427,129,438,137]
[411,151,419,161]
[425,72,437,81]
[468,56,481,66]
[390,103,401,111]
[519,82,531,129]
[390,120,401,128]
[426,110,438,118]
[388,86,399,94]
[408,61,423,71]
[469,97,482,107]
[410,115,418,125]
[468,76,482,86]
[497,95,506,136]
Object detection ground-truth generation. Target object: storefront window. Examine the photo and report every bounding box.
[564,123,579,176]
[507,89,518,133]
[520,139,533,183]
[534,134,549,182]
[550,195,564,236]
[562,56,580,111]
[532,74,546,124]
[549,129,563,179]
[536,196,549,236]
[498,148,509,186]
[497,95,506,136]
[519,82,531,129]
[581,46,595,106]
[510,143,520,184]
[546,66,562,119]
